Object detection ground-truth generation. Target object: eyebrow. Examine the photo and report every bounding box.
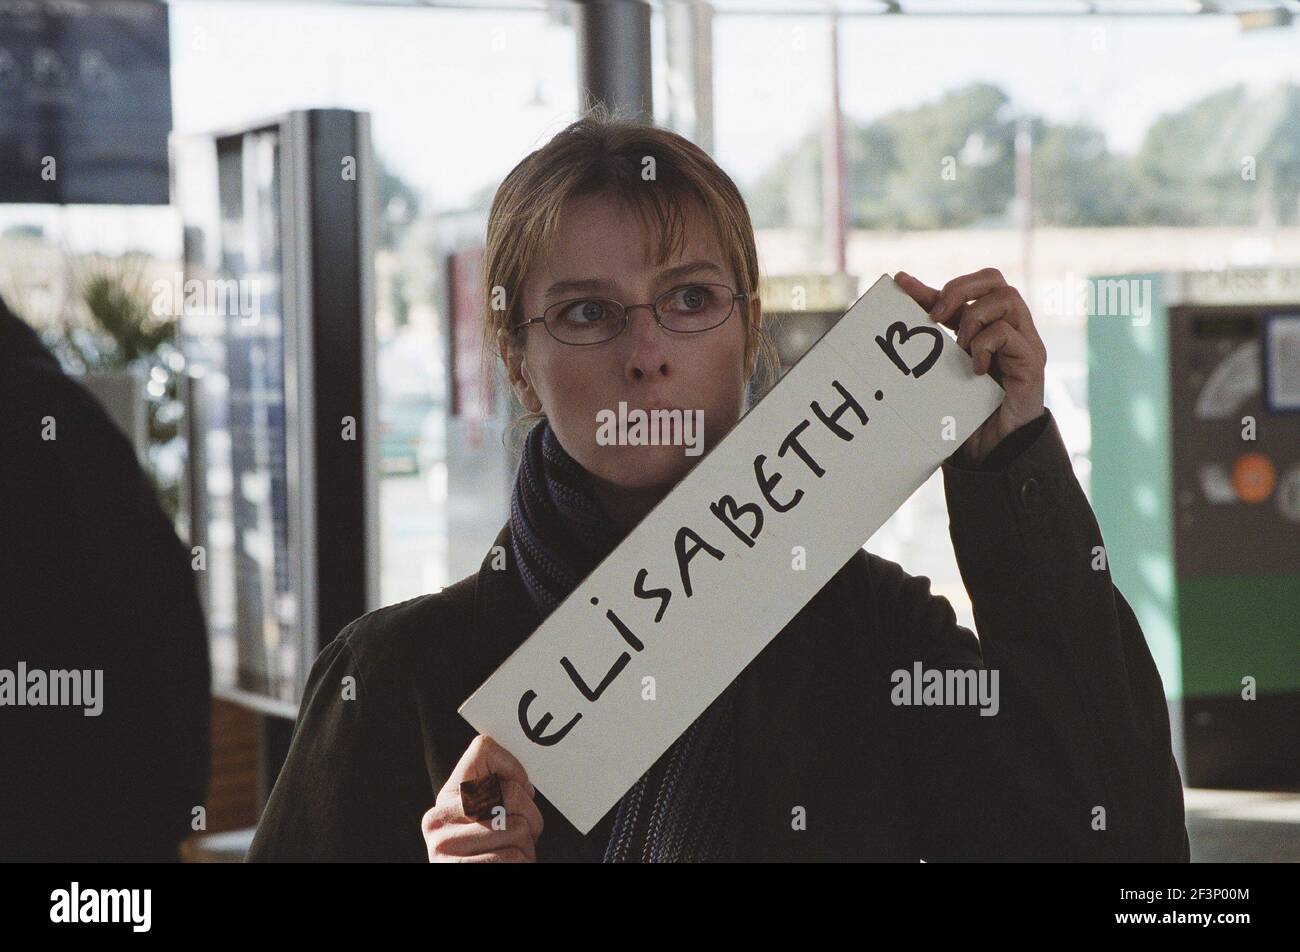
[543,261,724,300]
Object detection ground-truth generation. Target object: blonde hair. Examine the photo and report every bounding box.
[480,104,780,453]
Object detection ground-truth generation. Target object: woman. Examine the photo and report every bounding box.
[247,110,1189,863]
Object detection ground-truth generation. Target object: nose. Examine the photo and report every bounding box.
[623,303,671,382]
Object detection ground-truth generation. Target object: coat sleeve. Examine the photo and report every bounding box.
[245,624,427,862]
[882,407,1190,862]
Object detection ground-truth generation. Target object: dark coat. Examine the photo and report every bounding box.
[0,298,211,861]
[247,408,1190,862]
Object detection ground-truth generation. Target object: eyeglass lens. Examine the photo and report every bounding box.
[544,283,737,345]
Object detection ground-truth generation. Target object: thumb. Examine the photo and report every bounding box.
[894,271,940,310]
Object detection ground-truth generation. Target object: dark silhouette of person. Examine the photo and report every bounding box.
[0,294,211,862]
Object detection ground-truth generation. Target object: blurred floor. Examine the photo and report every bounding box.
[1185,788,1300,862]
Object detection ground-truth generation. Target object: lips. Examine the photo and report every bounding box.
[635,398,690,412]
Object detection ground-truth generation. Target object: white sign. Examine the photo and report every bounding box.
[459,274,1005,834]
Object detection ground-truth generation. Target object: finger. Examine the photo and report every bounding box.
[429,779,542,839]
[954,286,1039,351]
[454,845,533,863]
[894,271,941,311]
[967,319,1039,379]
[514,782,545,841]
[897,271,969,334]
[954,286,1019,349]
[495,779,544,841]
[443,734,534,795]
[423,798,463,834]
[436,823,532,858]
[930,267,1010,326]
[436,818,535,859]
[897,271,973,333]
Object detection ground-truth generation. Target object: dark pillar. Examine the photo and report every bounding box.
[575,0,653,121]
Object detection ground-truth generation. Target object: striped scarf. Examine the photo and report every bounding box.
[508,417,740,862]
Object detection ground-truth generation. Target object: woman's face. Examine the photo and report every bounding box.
[503,192,760,509]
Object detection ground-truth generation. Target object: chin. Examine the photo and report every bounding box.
[589,442,698,491]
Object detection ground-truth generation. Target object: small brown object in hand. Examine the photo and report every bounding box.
[459,772,504,821]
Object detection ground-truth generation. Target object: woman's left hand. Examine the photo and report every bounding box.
[894,268,1046,466]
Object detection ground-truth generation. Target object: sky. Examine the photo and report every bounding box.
[5,1,1300,254]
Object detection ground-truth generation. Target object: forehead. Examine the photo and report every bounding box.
[535,192,726,285]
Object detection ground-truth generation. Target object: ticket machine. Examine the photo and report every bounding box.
[1088,268,1300,788]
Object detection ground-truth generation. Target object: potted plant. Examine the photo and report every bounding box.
[48,253,187,520]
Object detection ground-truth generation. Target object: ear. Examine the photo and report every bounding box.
[497,326,544,414]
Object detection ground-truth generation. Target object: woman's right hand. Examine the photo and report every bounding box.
[422,734,544,862]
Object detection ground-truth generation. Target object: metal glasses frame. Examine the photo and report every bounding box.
[512,282,749,345]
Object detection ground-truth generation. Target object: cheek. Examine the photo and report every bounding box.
[526,345,570,400]
[707,323,750,394]
[686,332,749,430]
[531,348,609,424]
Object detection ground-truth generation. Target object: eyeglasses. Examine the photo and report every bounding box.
[513,282,748,346]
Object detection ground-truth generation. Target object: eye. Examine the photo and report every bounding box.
[663,284,718,313]
[556,299,617,325]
